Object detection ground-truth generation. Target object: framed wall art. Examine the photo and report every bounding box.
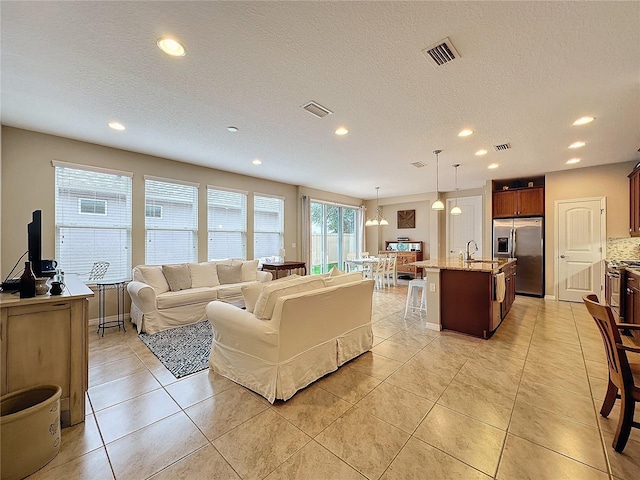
[397,209,415,229]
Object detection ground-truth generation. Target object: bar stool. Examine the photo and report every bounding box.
[404,278,427,318]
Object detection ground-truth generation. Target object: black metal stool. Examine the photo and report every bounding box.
[96,281,127,336]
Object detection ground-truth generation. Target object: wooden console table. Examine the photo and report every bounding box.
[0,275,93,426]
[261,261,307,279]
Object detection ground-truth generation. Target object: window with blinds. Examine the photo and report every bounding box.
[207,187,247,260]
[145,178,198,265]
[254,194,284,261]
[55,164,132,282]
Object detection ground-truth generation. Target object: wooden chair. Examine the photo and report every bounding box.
[383,253,397,287]
[345,253,357,272]
[372,257,386,289]
[583,294,640,452]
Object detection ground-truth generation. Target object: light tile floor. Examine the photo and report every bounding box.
[28,284,640,479]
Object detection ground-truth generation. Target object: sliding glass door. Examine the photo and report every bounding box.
[310,201,360,274]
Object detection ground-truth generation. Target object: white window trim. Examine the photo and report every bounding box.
[51,159,133,178]
[144,174,200,188]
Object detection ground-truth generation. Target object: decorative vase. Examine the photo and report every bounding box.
[19,262,36,298]
[50,281,65,296]
[35,278,49,296]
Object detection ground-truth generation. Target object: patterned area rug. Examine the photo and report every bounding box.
[139,321,213,378]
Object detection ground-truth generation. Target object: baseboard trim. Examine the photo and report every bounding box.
[544,295,556,301]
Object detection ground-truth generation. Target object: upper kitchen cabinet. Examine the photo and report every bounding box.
[492,177,545,218]
[629,163,640,236]
[492,177,544,218]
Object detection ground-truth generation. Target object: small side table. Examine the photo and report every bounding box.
[261,261,307,279]
[96,281,127,336]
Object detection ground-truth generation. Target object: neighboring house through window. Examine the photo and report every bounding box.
[54,161,132,282]
[207,187,247,260]
[254,194,284,261]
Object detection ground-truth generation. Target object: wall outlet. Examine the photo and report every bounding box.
[430,283,436,292]
[291,243,296,248]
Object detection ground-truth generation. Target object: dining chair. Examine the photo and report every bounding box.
[359,252,372,277]
[384,253,397,287]
[372,257,386,289]
[583,294,640,452]
[345,252,357,272]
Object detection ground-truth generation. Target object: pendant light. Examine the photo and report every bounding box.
[365,186,389,227]
[431,149,444,210]
[450,164,462,216]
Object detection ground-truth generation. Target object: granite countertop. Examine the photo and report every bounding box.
[410,258,516,273]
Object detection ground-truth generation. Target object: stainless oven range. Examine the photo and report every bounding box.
[605,262,622,316]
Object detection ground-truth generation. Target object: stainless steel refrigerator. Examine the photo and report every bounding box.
[493,217,544,297]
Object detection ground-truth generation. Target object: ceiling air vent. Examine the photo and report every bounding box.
[410,161,427,168]
[494,143,512,151]
[302,101,333,118]
[422,37,460,66]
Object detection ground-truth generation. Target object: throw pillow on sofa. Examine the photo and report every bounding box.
[188,262,220,288]
[233,259,260,282]
[217,263,243,284]
[241,274,299,313]
[328,266,344,276]
[253,276,325,320]
[162,264,192,292]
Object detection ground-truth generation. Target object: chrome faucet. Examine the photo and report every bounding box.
[466,240,478,261]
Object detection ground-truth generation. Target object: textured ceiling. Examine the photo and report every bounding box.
[2,1,639,199]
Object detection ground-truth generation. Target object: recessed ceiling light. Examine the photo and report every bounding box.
[573,116,594,126]
[566,158,581,164]
[568,141,586,149]
[108,121,125,131]
[252,159,262,165]
[157,37,186,57]
[335,127,349,136]
[475,149,488,156]
[227,126,239,132]
[488,163,499,169]
[458,129,473,137]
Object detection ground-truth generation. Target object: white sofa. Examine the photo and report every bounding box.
[127,259,272,334]
[206,271,375,403]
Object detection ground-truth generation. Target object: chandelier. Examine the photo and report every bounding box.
[451,164,462,215]
[365,186,389,226]
[431,149,444,210]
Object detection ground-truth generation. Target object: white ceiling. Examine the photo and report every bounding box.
[2,1,639,200]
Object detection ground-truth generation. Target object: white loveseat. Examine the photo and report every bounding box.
[206,271,375,403]
[127,259,272,334]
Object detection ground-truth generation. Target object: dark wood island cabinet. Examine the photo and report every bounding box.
[412,258,517,339]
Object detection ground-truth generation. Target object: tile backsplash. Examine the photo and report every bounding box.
[606,237,640,260]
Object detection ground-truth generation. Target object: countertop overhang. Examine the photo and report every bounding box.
[410,258,516,274]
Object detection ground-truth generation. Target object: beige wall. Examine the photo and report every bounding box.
[1,127,348,319]
[544,161,635,297]
[3,126,636,309]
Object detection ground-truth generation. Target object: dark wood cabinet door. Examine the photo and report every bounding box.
[492,191,517,217]
[625,272,638,325]
[629,170,640,237]
[634,285,640,341]
[517,187,544,216]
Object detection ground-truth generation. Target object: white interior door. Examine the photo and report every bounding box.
[447,195,483,259]
[557,198,605,302]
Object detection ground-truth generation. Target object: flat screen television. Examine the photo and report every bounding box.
[28,210,42,277]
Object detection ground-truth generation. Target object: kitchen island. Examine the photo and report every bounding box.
[410,258,517,339]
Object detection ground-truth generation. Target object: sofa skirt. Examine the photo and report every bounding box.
[210,324,373,403]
